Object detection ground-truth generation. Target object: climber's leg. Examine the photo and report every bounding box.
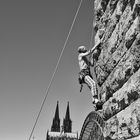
[84,75,99,104]
[84,75,97,95]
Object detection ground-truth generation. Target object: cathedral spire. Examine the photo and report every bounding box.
[51,101,60,132]
[63,102,72,133]
[65,102,70,120]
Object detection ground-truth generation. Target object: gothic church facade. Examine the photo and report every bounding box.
[46,101,78,140]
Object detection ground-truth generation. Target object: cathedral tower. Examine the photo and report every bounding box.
[51,101,60,132]
[63,102,72,133]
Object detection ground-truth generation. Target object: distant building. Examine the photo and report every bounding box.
[46,101,78,140]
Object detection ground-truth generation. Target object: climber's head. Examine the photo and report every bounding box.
[78,46,87,53]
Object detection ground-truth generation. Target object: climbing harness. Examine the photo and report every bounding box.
[79,69,91,93]
[28,0,83,140]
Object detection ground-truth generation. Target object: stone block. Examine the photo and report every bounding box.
[95,0,128,34]
[104,99,140,139]
[94,0,120,32]
[102,68,140,120]
[95,0,110,22]
[94,0,140,85]
[96,20,139,86]
[100,35,140,101]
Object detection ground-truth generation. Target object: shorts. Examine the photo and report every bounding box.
[78,69,92,84]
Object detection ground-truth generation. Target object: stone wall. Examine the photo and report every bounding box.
[93,0,140,139]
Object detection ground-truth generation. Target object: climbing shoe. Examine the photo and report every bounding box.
[96,101,103,110]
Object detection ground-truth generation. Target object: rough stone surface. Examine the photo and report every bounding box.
[104,99,140,140]
[89,0,140,140]
[100,34,140,102]
[102,68,140,120]
[94,0,140,86]
[94,0,110,30]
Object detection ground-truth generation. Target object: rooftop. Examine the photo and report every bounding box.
[48,131,78,138]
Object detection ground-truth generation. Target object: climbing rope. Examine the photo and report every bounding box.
[88,0,95,67]
[89,0,95,61]
[89,18,95,49]
[89,18,95,66]
[28,0,83,140]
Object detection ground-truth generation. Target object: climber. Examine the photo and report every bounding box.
[78,42,101,107]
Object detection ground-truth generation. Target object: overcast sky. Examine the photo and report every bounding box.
[0,0,95,140]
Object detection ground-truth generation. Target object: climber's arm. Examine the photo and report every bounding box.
[79,50,93,58]
[90,55,94,66]
[90,40,101,53]
[79,49,93,57]
[80,42,101,57]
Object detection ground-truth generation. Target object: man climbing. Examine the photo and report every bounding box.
[78,42,102,109]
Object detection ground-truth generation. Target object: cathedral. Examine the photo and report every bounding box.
[46,101,78,140]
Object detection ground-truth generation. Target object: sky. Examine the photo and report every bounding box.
[0,0,96,140]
